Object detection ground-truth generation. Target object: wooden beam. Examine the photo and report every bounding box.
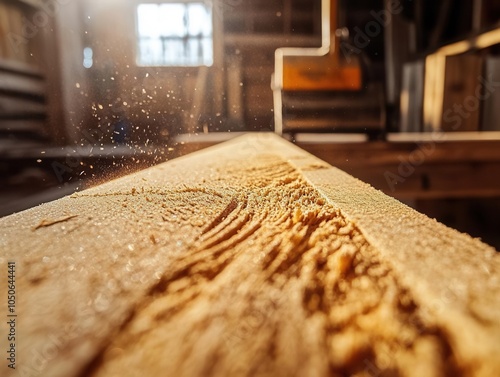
[423,27,500,132]
[0,58,43,78]
[0,134,499,377]
[0,71,45,98]
[227,56,244,124]
[0,119,47,135]
[0,95,46,119]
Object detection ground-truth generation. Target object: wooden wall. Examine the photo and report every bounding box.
[0,0,62,142]
[0,0,41,65]
[0,0,321,145]
[75,0,214,145]
[57,0,321,145]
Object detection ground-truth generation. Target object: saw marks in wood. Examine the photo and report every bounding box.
[1,134,498,377]
[82,155,457,377]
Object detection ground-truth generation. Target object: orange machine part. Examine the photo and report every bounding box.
[282,56,362,91]
[282,0,363,91]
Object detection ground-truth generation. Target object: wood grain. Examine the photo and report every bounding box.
[0,133,499,377]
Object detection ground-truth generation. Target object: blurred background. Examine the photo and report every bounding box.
[1,0,500,248]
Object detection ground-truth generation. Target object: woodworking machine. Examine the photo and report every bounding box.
[273,0,385,136]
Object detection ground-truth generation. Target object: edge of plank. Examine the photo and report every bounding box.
[240,133,500,376]
[2,133,499,376]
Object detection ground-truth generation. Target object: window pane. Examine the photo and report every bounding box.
[139,37,164,65]
[165,39,184,65]
[201,37,213,66]
[187,3,212,36]
[136,2,213,67]
[159,4,186,37]
[137,4,160,38]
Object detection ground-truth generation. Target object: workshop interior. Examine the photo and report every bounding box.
[1,0,500,248]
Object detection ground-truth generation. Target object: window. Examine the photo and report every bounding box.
[136,2,213,67]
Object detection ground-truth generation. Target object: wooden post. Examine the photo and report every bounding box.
[0,134,499,377]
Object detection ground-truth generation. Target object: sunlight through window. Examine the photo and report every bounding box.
[136,2,213,67]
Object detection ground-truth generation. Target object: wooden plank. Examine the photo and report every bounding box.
[243,81,273,113]
[0,3,11,60]
[0,133,499,377]
[298,137,500,166]
[284,118,382,132]
[0,95,46,119]
[224,34,321,49]
[441,54,483,132]
[400,60,424,132]
[0,58,43,78]
[346,162,500,199]
[482,56,500,131]
[423,29,500,132]
[227,56,244,124]
[4,4,30,64]
[185,66,208,134]
[0,119,47,134]
[0,71,45,97]
[16,0,47,9]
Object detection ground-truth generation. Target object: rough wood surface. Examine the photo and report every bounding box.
[0,133,499,377]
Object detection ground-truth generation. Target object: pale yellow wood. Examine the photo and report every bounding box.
[0,133,498,377]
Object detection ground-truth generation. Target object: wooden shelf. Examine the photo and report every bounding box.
[0,58,43,78]
[387,132,500,142]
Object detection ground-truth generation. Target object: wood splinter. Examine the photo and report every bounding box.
[33,215,78,230]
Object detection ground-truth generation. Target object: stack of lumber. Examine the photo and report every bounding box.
[1,134,499,377]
